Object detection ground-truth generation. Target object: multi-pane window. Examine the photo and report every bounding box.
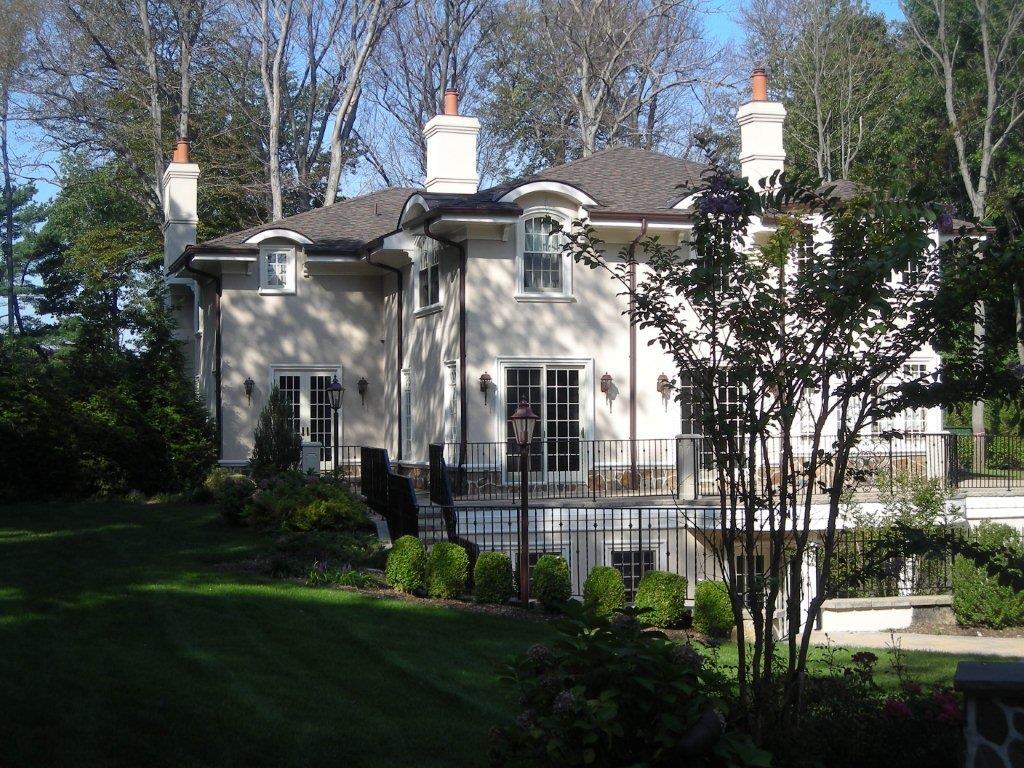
[505,367,544,473]
[262,248,294,292]
[611,549,655,601]
[902,363,928,433]
[734,553,765,609]
[418,242,440,308]
[522,216,563,293]
[903,258,924,287]
[277,374,301,436]
[545,368,580,472]
[310,374,334,462]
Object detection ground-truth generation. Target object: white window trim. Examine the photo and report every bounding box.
[267,364,342,446]
[415,239,443,315]
[401,368,414,460]
[493,357,594,443]
[259,245,297,295]
[515,207,574,302]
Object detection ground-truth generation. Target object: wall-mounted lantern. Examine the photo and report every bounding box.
[243,376,255,405]
[357,377,368,405]
[656,373,672,396]
[479,371,493,404]
[600,372,613,394]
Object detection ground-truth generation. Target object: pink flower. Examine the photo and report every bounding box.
[883,698,913,720]
[930,692,962,724]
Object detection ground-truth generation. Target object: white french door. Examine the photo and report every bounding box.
[271,366,341,468]
[501,363,589,482]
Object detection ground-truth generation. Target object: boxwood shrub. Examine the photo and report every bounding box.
[427,541,469,599]
[533,554,571,610]
[474,551,514,604]
[634,570,688,627]
[583,566,626,618]
[385,535,426,593]
[952,522,1024,628]
[693,580,734,637]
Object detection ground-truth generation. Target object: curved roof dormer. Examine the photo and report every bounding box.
[495,181,598,208]
[243,228,315,245]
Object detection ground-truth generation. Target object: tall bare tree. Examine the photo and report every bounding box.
[743,0,900,182]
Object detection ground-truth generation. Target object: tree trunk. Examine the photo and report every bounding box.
[1,79,24,336]
[137,0,165,208]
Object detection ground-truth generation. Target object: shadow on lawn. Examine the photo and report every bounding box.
[0,502,548,768]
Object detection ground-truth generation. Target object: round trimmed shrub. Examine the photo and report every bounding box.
[385,535,426,593]
[583,566,626,618]
[474,551,514,604]
[427,541,469,599]
[952,522,1024,628]
[532,554,571,610]
[634,570,688,627]
[203,468,255,525]
[693,580,734,637]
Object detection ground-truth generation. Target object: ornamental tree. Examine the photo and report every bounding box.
[560,165,993,736]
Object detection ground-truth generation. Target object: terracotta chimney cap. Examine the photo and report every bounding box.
[171,137,190,163]
[751,67,768,102]
[443,89,459,116]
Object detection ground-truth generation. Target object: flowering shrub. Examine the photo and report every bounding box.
[490,610,771,768]
[773,647,964,768]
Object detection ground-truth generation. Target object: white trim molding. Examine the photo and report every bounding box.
[244,228,314,245]
[516,206,574,301]
[497,181,598,207]
[258,244,297,295]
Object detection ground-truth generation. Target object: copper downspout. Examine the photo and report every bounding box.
[183,262,222,459]
[422,220,468,485]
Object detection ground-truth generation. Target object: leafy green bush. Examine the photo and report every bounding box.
[306,562,378,589]
[533,554,571,610]
[693,580,734,637]
[952,522,1024,628]
[583,566,626,618]
[203,467,255,525]
[245,472,369,531]
[270,531,384,578]
[386,535,427,593]
[490,611,770,768]
[427,541,469,598]
[474,551,515,604]
[249,386,302,478]
[634,571,688,627]
[986,438,1024,471]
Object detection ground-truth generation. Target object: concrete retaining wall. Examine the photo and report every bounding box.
[819,594,953,632]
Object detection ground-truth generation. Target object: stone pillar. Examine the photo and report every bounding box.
[301,441,322,474]
[676,435,700,500]
[955,662,1024,768]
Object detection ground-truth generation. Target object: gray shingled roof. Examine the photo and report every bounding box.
[192,147,710,254]
[197,186,418,252]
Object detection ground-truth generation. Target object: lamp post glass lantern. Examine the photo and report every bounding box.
[510,400,539,606]
[326,376,345,472]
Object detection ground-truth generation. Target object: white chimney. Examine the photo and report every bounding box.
[423,89,480,194]
[162,138,200,272]
[736,67,786,187]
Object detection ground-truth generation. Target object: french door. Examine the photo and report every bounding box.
[504,365,584,481]
[273,367,340,468]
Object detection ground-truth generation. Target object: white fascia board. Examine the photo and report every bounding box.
[191,254,257,263]
[497,181,598,207]
[434,214,520,225]
[243,228,314,245]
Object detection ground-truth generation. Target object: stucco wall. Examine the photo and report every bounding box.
[216,244,388,464]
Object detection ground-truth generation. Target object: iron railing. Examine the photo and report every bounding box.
[320,445,363,489]
[441,439,678,501]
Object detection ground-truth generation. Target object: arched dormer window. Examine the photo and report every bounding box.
[517,210,572,301]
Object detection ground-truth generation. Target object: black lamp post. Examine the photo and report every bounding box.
[326,376,345,472]
[510,399,539,606]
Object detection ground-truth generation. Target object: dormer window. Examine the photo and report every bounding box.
[260,245,296,294]
[517,212,572,301]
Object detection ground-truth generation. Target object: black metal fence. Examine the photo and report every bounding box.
[419,504,722,600]
[441,439,679,501]
[819,526,963,599]
[321,445,363,489]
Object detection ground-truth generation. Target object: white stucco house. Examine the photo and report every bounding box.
[163,69,944,481]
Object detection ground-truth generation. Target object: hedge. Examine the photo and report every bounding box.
[385,535,426,593]
[634,571,688,627]
[583,566,626,618]
[533,554,571,610]
[952,522,1024,628]
[693,580,734,637]
[474,551,515,604]
[427,541,469,599]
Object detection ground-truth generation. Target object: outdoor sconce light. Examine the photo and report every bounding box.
[656,373,672,396]
[600,372,613,394]
[243,376,255,405]
[479,371,493,404]
[357,377,368,405]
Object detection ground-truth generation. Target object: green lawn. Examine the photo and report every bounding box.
[0,501,983,767]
